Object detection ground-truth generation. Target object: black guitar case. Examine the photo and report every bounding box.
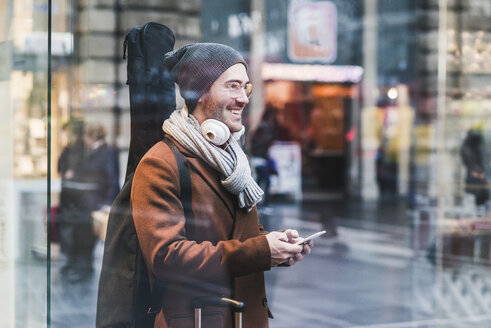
[96,22,176,328]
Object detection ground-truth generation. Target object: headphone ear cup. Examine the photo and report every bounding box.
[201,119,231,145]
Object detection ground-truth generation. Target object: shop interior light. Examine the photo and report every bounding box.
[387,87,398,100]
[261,63,363,83]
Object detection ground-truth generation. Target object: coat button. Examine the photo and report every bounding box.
[262,298,268,307]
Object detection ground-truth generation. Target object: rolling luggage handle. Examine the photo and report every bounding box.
[191,296,245,328]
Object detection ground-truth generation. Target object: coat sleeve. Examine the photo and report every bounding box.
[259,223,268,235]
[131,150,271,284]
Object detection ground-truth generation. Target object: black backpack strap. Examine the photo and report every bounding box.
[147,137,193,317]
[163,138,193,219]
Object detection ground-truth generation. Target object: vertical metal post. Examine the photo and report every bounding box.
[362,0,378,109]
[248,0,265,135]
[435,0,448,318]
[235,312,242,328]
[194,308,201,328]
[47,0,52,326]
[360,0,380,200]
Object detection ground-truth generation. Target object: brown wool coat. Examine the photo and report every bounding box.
[131,136,272,328]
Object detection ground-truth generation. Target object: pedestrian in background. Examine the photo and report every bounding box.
[58,119,86,280]
[461,124,489,207]
[58,122,119,282]
[251,106,278,208]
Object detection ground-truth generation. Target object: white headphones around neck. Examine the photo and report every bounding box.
[201,119,245,146]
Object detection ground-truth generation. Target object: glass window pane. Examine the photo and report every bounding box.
[3,0,491,326]
[1,0,50,326]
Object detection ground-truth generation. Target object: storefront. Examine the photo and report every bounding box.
[260,63,362,196]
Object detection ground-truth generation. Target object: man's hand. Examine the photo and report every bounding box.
[285,229,313,259]
[266,230,304,267]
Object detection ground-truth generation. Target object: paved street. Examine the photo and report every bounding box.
[262,200,491,328]
[12,198,491,327]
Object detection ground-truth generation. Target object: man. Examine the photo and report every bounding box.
[460,126,489,205]
[58,120,86,280]
[131,43,311,327]
[250,106,278,208]
[58,122,120,282]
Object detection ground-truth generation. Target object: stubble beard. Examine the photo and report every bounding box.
[201,95,243,133]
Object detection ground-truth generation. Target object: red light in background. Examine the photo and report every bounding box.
[345,127,357,142]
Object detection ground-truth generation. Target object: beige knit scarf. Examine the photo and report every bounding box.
[162,107,263,211]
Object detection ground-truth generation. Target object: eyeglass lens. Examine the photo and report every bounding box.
[228,82,253,98]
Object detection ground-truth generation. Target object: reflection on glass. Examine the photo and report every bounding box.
[1,0,491,327]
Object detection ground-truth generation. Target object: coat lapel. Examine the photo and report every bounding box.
[231,207,257,241]
[186,157,236,217]
[167,137,236,217]
[166,136,255,241]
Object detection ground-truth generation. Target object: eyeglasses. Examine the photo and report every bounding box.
[225,81,253,98]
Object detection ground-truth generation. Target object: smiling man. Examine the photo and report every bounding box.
[131,43,311,328]
[193,62,250,134]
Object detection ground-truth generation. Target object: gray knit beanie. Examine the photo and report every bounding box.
[163,43,248,103]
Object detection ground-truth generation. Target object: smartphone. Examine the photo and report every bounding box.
[295,230,326,245]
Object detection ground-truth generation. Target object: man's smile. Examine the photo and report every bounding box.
[228,107,243,116]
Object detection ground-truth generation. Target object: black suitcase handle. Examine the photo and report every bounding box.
[191,296,245,313]
[192,297,245,328]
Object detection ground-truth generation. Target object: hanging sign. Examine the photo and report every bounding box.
[288,1,337,63]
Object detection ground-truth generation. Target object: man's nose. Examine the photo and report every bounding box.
[235,89,249,104]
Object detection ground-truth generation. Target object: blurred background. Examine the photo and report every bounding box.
[1,0,491,327]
